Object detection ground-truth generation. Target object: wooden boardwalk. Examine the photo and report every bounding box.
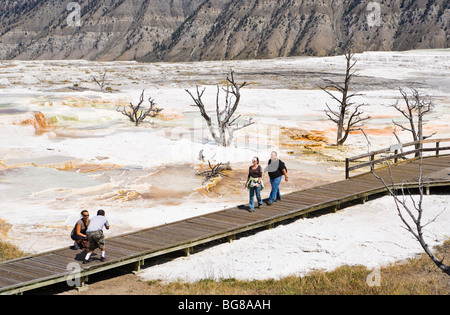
[0,153,449,294]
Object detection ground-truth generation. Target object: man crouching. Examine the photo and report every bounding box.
[83,209,110,264]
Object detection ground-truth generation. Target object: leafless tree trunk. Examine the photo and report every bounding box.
[117,90,163,126]
[186,71,254,147]
[391,88,436,155]
[320,50,371,146]
[371,158,449,276]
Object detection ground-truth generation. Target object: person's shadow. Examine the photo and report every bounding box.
[238,198,268,212]
[237,205,251,212]
[74,251,95,262]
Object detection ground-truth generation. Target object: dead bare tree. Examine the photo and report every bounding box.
[117,90,163,126]
[364,127,449,276]
[355,83,448,275]
[91,71,109,92]
[391,88,436,154]
[371,157,449,276]
[186,71,255,147]
[320,49,371,146]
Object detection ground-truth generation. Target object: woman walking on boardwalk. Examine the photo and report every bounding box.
[246,157,264,212]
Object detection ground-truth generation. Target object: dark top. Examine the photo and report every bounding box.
[248,165,262,179]
[71,219,89,236]
[267,159,287,180]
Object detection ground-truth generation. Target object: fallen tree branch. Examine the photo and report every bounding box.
[196,161,232,185]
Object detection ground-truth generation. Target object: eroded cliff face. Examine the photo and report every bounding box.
[0,0,449,62]
[145,0,450,61]
[0,0,205,60]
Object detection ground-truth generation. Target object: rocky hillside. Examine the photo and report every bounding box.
[0,0,204,60]
[0,0,449,62]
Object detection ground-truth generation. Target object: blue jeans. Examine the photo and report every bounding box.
[249,185,262,210]
[269,176,282,203]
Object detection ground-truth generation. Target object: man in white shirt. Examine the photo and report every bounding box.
[84,209,110,264]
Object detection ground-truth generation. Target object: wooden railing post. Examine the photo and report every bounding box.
[370,153,375,172]
[345,158,350,179]
[436,141,440,156]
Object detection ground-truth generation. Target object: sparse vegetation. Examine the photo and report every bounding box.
[0,241,27,262]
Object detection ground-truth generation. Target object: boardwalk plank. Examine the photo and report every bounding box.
[32,255,74,272]
[125,234,172,248]
[156,224,214,241]
[189,216,241,231]
[52,249,85,261]
[105,242,142,256]
[0,267,37,283]
[211,213,257,226]
[107,238,153,252]
[262,202,306,213]
[216,209,265,221]
[269,194,313,204]
[0,261,56,280]
[0,276,22,288]
[143,228,197,245]
[184,220,227,233]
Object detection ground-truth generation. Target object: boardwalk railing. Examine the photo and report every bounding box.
[345,138,450,179]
